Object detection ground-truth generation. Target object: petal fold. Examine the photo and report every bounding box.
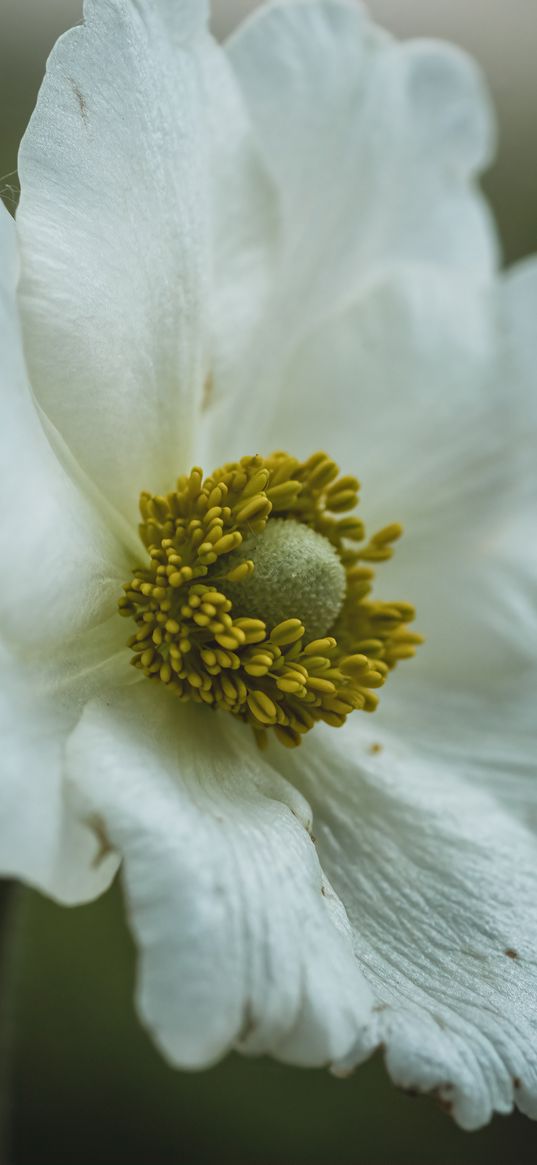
[227,0,497,334]
[0,200,127,649]
[0,641,120,902]
[65,685,373,1068]
[16,0,213,524]
[207,0,498,457]
[280,729,537,1129]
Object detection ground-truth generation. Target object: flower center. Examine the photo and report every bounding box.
[225,518,346,639]
[118,452,422,748]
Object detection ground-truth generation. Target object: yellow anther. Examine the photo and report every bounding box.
[304,637,337,656]
[244,661,272,677]
[247,690,278,725]
[215,630,245,650]
[241,469,270,497]
[307,676,337,694]
[270,619,304,646]
[277,677,306,694]
[266,481,302,509]
[235,495,272,524]
[233,618,267,644]
[304,454,339,491]
[341,654,370,675]
[326,475,359,496]
[336,517,365,541]
[325,489,359,513]
[212,532,243,556]
[224,560,254,583]
[372,523,403,546]
[120,451,420,747]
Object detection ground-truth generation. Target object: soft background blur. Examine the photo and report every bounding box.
[1,2,537,1163]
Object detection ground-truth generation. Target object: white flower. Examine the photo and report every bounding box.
[1,0,536,1132]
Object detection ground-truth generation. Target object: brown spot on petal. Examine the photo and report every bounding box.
[513,1076,522,1090]
[369,741,383,754]
[202,372,214,411]
[505,947,519,960]
[69,77,88,122]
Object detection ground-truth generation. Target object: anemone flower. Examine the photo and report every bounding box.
[1,0,536,1131]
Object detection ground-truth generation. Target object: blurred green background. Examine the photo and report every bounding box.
[1,2,537,1163]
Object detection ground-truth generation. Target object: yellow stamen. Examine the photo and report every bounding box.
[119,452,422,747]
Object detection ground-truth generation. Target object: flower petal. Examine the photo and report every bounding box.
[0,200,127,649]
[279,728,537,1129]
[206,0,499,462]
[245,267,498,531]
[16,0,213,524]
[227,0,497,333]
[501,257,537,514]
[225,263,533,697]
[376,680,537,835]
[200,37,278,424]
[503,257,537,416]
[0,640,120,902]
[65,685,373,1068]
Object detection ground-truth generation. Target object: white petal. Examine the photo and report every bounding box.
[231,263,534,697]
[16,0,214,524]
[501,258,537,517]
[200,38,278,426]
[0,200,128,649]
[502,257,537,430]
[65,685,373,1068]
[228,0,497,331]
[375,679,537,835]
[208,0,498,461]
[0,640,120,902]
[248,268,498,531]
[279,729,537,1129]
[373,261,537,693]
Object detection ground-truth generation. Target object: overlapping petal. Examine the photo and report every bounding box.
[15,0,209,526]
[375,680,537,833]
[229,0,497,302]
[279,727,537,1129]
[65,685,373,1068]
[208,0,498,456]
[16,0,274,527]
[218,260,533,698]
[0,200,127,649]
[0,641,121,902]
[242,267,499,528]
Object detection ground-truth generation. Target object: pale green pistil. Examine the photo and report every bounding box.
[224,518,346,640]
